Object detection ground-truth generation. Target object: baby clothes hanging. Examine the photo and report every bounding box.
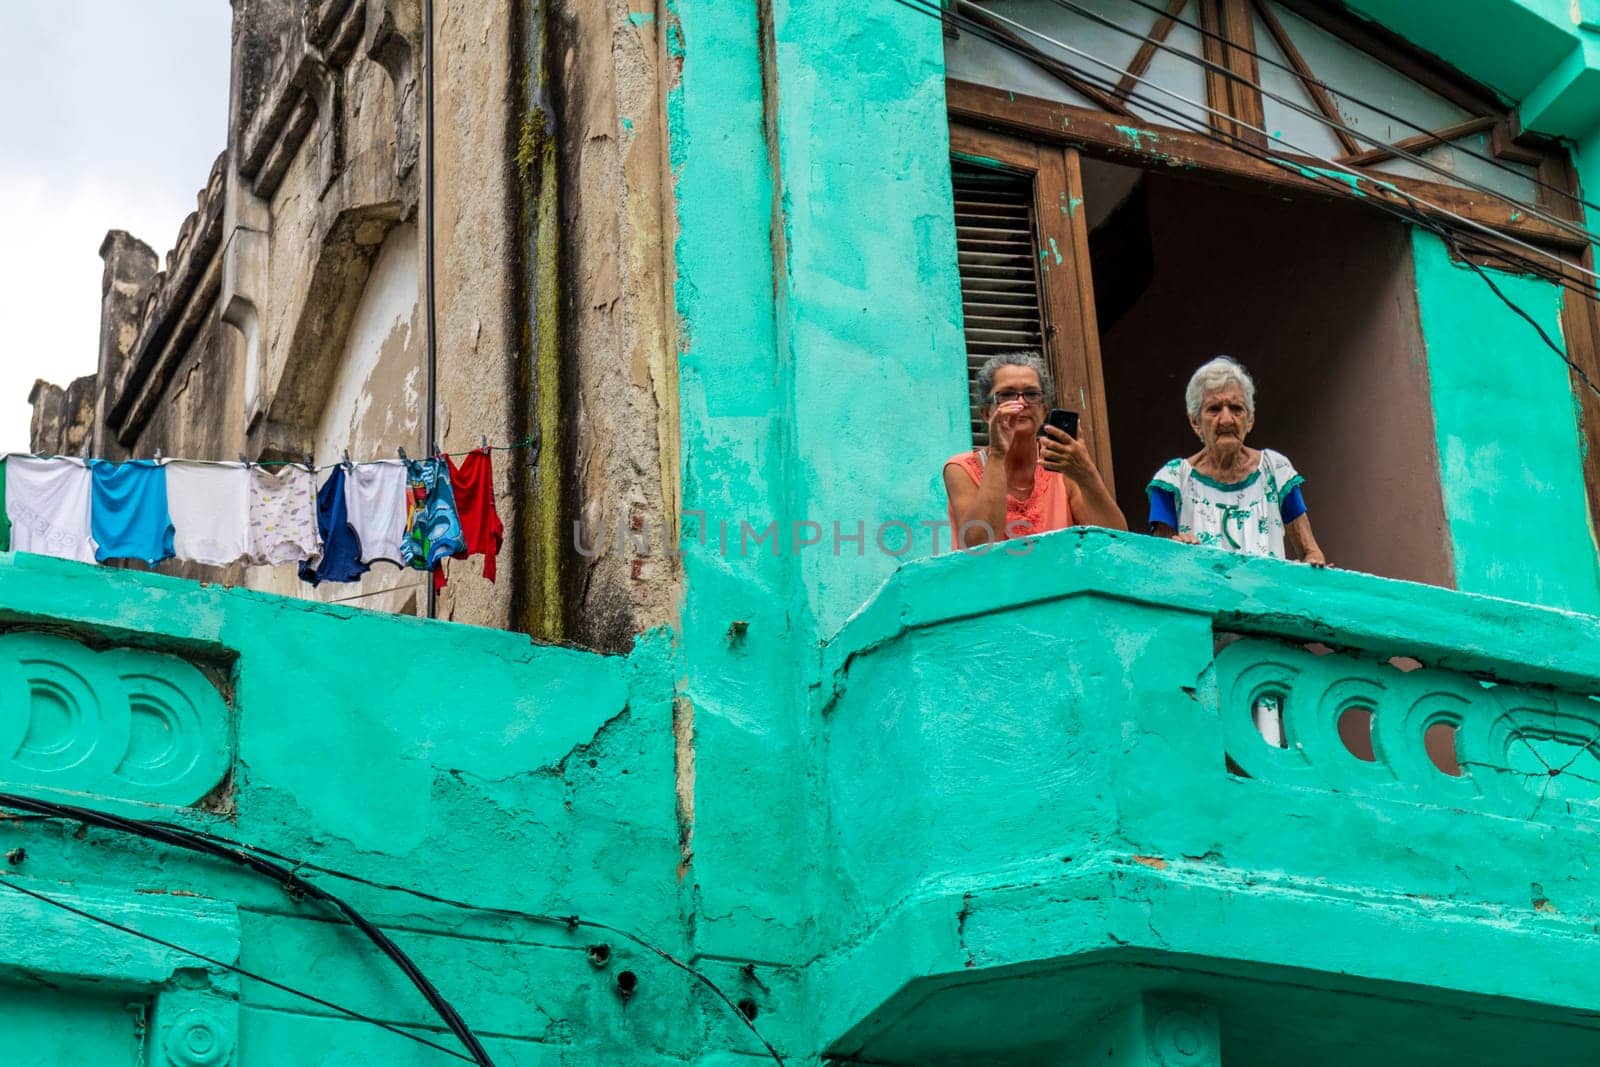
[401,457,463,571]
[247,464,322,565]
[446,447,504,581]
[299,465,369,586]
[166,461,250,566]
[6,456,96,563]
[90,460,175,565]
[343,460,408,566]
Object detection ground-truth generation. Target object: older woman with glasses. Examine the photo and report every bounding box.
[1149,356,1326,565]
[944,351,1126,549]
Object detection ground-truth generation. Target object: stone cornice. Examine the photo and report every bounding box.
[106,152,228,445]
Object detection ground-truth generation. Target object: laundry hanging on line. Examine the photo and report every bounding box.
[0,448,505,587]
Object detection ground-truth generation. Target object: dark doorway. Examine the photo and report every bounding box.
[1082,159,1454,587]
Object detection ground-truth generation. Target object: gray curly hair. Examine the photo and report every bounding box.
[1185,356,1256,420]
[973,351,1054,407]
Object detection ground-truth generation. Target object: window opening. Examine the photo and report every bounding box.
[1082,157,1454,585]
[952,164,1048,446]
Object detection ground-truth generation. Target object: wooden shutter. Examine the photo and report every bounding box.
[952,164,1046,446]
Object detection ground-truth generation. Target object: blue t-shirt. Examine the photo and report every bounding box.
[90,460,175,565]
[299,465,371,586]
[1148,484,1305,530]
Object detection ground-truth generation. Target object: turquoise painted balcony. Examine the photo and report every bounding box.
[817,529,1600,1066]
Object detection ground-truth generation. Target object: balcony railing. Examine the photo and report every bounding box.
[816,527,1600,1064]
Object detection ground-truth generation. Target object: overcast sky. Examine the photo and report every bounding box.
[0,3,231,453]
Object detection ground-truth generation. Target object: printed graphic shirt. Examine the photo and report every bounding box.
[5,456,95,563]
[1146,449,1305,560]
[401,458,464,571]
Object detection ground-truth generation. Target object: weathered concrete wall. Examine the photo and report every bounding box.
[548,0,680,650]
[245,223,425,611]
[1410,231,1600,613]
[429,0,519,629]
[0,551,765,1064]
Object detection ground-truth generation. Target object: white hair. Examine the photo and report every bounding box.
[1185,356,1256,420]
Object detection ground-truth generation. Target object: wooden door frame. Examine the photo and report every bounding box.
[950,122,1114,487]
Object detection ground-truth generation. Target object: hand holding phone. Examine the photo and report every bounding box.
[1044,408,1079,439]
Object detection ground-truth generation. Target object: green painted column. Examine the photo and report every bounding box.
[1410,230,1600,613]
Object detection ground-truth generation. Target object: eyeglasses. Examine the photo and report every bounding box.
[988,389,1046,405]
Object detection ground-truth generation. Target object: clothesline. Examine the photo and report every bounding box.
[0,445,506,593]
[0,436,536,473]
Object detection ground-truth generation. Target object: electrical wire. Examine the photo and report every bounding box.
[959,0,1600,284]
[0,875,476,1063]
[2,799,787,1066]
[0,439,537,474]
[0,791,495,1066]
[1029,0,1599,249]
[1110,0,1600,217]
[423,0,440,623]
[905,0,1600,395]
[154,821,790,1066]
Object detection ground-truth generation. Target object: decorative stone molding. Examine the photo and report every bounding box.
[361,0,422,181]
[106,153,228,446]
[1144,997,1221,1067]
[0,883,239,1066]
[1217,636,1600,819]
[0,633,232,808]
[163,1007,237,1066]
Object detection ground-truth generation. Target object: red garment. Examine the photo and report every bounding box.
[446,448,505,582]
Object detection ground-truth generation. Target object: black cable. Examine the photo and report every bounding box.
[909,0,1600,397]
[3,801,787,1066]
[1433,224,1600,396]
[0,792,495,1066]
[423,0,439,621]
[149,821,790,1065]
[940,0,1600,297]
[1098,0,1600,218]
[0,876,475,1063]
[981,0,1600,252]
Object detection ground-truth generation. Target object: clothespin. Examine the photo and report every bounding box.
[342,449,352,471]
[239,453,250,468]
[397,446,409,463]
[480,434,488,450]
[153,449,162,463]
[304,452,314,473]
[432,441,443,460]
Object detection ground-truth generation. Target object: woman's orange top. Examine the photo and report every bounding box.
[944,449,1073,549]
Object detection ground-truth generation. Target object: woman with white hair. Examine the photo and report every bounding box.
[1148,356,1326,565]
[944,351,1125,548]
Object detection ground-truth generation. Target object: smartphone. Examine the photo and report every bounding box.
[1044,408,1079,439]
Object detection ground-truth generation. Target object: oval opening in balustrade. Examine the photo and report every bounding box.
[1252,692,1287,749]
[1424,721,1462,777]
[1338,706,1377,762]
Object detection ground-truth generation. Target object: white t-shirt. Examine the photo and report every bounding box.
[1147,449,1304,559]
[343,460,409,566]
[6,456,96,563]
[166,461,250,566]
